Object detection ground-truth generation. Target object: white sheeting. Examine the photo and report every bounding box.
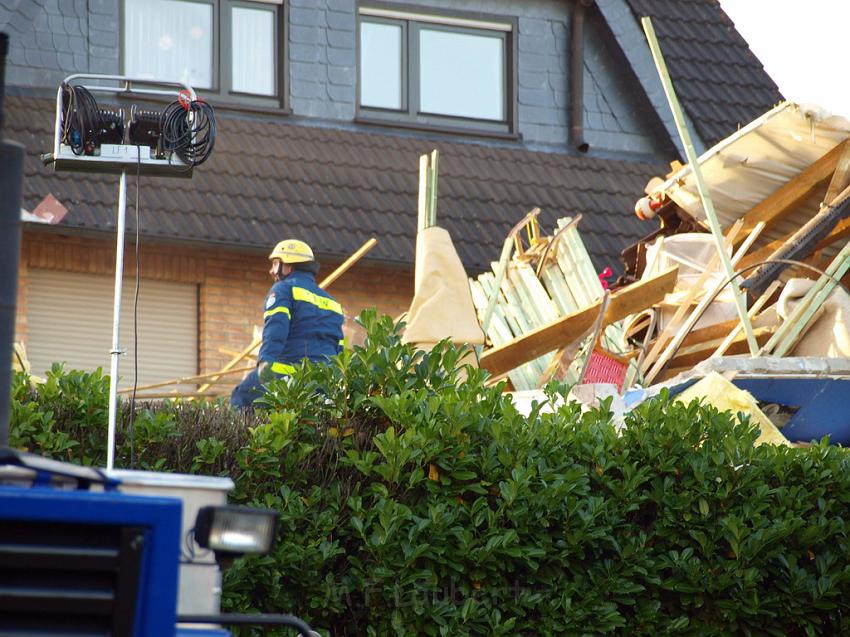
[646,102,850,255]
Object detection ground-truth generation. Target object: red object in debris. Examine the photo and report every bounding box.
[598,266,613,290]
[178,89,193,110]
[582,348,629,391]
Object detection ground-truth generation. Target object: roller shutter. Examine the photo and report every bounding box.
[27,269,197,387]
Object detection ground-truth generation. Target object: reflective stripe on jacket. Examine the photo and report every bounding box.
[257,270,344,371]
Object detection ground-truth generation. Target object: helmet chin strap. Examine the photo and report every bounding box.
[271,260,283,282]
[271,261,293,282]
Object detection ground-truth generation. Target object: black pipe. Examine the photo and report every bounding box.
[570,0,593,153]
[0,32,6,134]
[0,32,25,447]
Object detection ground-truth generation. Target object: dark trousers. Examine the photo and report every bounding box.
[230,369,265,409]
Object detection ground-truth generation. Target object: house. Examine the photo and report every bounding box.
[1,0,781,391]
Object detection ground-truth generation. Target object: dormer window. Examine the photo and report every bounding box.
[357,6,517,136]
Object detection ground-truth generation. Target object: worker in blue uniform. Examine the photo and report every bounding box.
[230,239,344,409]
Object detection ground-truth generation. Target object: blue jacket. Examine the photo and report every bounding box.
[257,270,344,375]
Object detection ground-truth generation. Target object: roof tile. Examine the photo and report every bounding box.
[6,95,669,272]
[625,0,782,147]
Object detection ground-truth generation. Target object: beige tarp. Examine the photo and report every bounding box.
[777,278,850,358]
[402,226,485,352]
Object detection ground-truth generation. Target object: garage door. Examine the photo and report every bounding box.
[27,269,198,388]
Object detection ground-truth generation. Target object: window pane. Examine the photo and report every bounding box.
[124,0,213,90]
[360,21,402,110]
[419,28,504,121]
[232,6,275,95]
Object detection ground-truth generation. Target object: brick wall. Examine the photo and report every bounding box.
[16,229,414,379]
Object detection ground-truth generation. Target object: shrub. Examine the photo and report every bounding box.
[9,310,850,636]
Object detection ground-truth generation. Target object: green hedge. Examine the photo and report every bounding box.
[10,310,850,636]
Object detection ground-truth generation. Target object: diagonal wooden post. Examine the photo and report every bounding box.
[642,16,759,356]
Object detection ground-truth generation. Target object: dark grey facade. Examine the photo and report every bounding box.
[1,0,782,271]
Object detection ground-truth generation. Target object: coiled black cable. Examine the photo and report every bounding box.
[160,99,216,166]
[61,83,103,154]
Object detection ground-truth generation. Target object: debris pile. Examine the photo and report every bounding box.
[471,103,850,445]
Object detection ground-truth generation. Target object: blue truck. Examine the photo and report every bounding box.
[0,32,316,637]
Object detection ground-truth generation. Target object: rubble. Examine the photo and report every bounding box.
[471,103,850,446]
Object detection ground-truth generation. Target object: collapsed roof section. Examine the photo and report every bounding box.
[645,102,850,256]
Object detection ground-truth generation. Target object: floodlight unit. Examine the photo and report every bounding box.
[43,75,201,472]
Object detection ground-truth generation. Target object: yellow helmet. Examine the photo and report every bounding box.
[268,239,314,263]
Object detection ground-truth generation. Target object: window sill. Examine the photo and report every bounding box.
[354,115,521,141]
[117,91,292,118]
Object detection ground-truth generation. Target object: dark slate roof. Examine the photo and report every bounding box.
[626,0,783,147]
[7,95,665,273]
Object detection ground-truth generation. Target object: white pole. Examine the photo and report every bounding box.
[106,169,128,471]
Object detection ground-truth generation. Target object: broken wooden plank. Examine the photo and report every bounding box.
[319,237,378,288]
[642,221,764,384]
[740,181,850,268]
[824,141,850,206]
[540,263,580,315]
[120,365,254,394]
[473,273,537,390]
[712,280,781,358]
[644,279,779,357]
[479,266,678,377]
[668,327,775,370]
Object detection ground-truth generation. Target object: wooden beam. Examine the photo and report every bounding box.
[736,139,848,239]
[712,280,781,358]
[656,280,780,353]
[479,266,678,377]
[738,182,850,271]
[643,314,757,359]
[479,208,542,336]
[667,328,775,370]
[824,141,850,206]
[417,154,429,232]
[119,365,254,394]
[319,237,378,289]
[643,220,767,384]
